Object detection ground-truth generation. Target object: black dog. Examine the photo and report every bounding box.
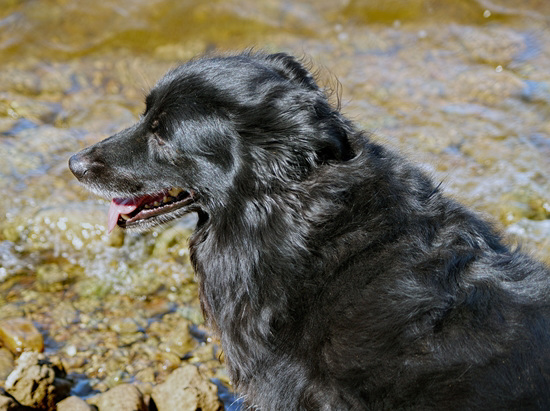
[69,52,550,410]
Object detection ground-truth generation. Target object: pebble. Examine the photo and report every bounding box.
[0,317,44,354]
[160,317,197,357]
[135,367,156,383]
[109,318,141,334]
[157,351,181,372]
[51,301,79,327]
[189,344,215,363]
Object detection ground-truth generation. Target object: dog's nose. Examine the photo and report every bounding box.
[68,153,90,180]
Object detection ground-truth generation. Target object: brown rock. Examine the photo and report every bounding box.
[56,396,94,411]
[0,391,23,411]
[0,318,44,354]
[36,263,69,292]
[151,365,222,411]
[5,352,70,410]
[166,319,196,353]
[109,318,140,334]
[135,367,155,383]
[88,384,146,411]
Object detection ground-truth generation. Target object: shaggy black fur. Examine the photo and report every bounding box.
[69,51,550,410]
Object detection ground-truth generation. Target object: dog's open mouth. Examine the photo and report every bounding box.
[107,187,194,232]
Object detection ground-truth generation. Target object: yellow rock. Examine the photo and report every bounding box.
[0,318,44,354]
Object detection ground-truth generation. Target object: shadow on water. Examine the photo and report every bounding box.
[212,379,245,411]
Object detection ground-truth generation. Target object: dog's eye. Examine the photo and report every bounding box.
[149,119,166,145]
[149,113,168,146]
[152,132,165,146]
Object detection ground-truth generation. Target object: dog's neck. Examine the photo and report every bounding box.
[188,191,313,384]
[191,191,309,314]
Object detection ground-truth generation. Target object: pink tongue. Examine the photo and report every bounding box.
[107,198,140,233]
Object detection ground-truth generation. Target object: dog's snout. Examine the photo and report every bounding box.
[68,153,91,180]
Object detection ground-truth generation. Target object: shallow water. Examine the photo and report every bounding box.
[0,0,549,402]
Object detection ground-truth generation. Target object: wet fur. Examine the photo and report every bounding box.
[70,52,550,410]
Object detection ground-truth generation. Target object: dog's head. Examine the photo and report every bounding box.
[69,52,355,232]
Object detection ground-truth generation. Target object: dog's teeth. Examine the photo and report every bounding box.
[163,196,170,203]
[121,214,130,220]
[153,201,160,207]
[144,204,151,209]
[168,187,183,197]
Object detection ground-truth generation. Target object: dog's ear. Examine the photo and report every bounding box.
[264,53,355,163]
[264,53,319,91]
[317,123,355,163]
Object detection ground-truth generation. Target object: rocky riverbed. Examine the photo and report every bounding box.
[1,351,223,410]
[0,260,234,410]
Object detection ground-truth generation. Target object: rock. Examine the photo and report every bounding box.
[109,318,140,334]
[156,317,197,358]
[0,304,24,322]
[151,365,222,411]
[88,384,146,411]
[0,390,24,411]
[5,352,70,410]
[56,396,94,411]
[50,302,79,328]
[0,318,44,354]
[135,367,155,383]
[157,351,182,372]
[36,263,69,292]
[0,348,15,380]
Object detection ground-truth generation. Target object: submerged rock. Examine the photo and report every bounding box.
[36,263,70,292]
[0,318,44,354]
